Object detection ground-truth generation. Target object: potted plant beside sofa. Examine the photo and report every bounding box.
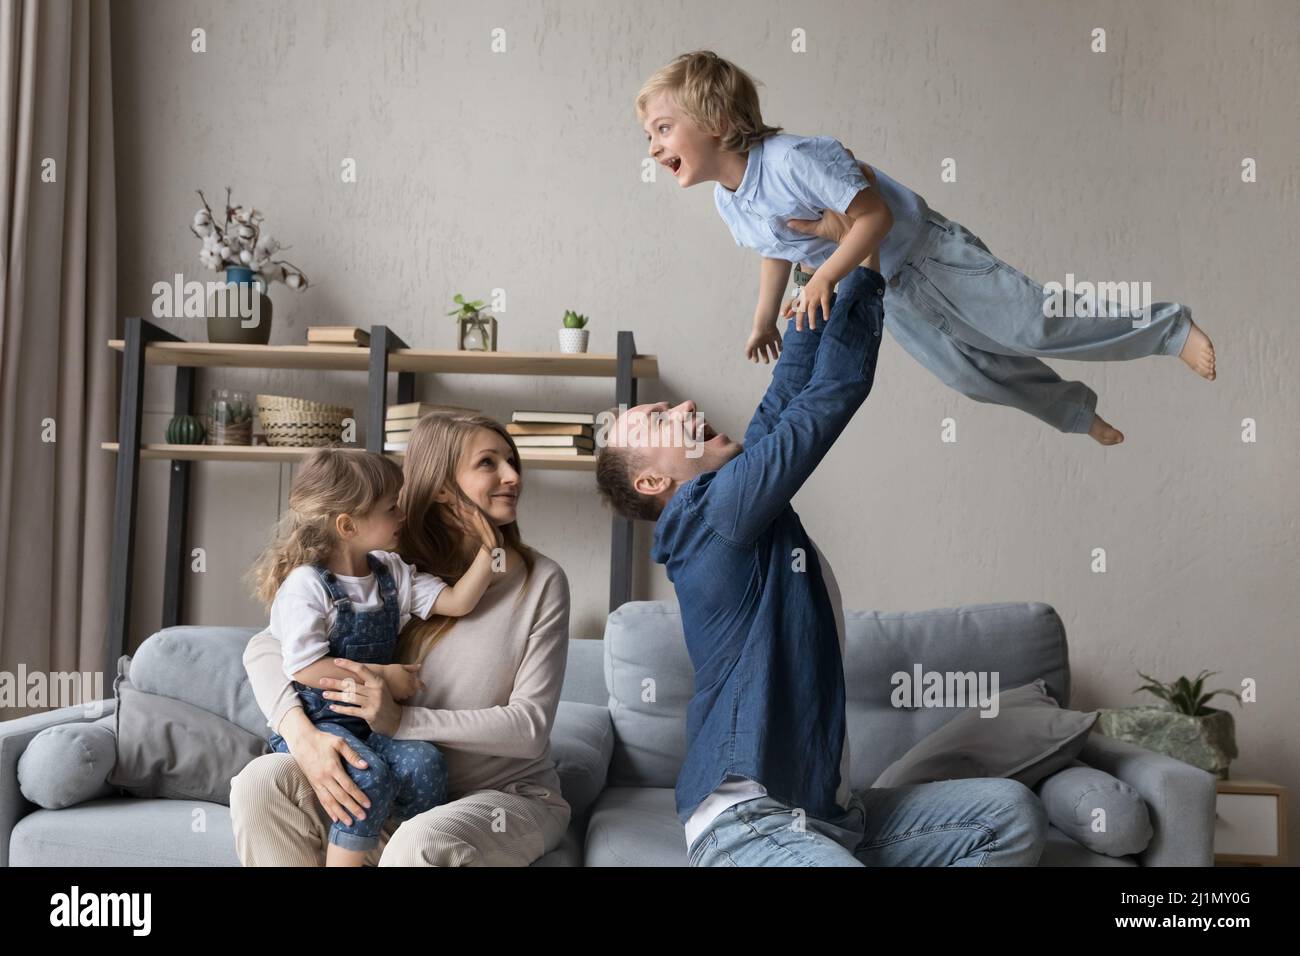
[1098,669,1242,779]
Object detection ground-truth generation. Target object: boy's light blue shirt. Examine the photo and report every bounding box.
[713,133,932,280]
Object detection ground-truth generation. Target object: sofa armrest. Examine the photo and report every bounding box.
[1079,730,1217,866]
[549,701,615,825]
[0,700,116,868]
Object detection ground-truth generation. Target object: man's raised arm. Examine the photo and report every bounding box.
[702,267,885,544]
[741,305,823,448]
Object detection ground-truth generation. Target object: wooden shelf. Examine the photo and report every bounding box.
[101,442,597,471]
[104,318,645,670]
[107,339,658,379]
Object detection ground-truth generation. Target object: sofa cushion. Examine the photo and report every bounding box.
[529,821,585,867]
[7,794,582,868]
[9,797,240,866]
[126,626,266,735]
[1038,824,1138,866]
[548,701,614,821]
[585,787,689,867]
[1036,760,1153,857]
[582,790,1135,867]
[843,603,1071,788]
[871,679,1097,789]
[603,604,694,789]
[108,658,269,805]
[17,714,118,809]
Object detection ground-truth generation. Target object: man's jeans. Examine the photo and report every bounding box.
[688,777,1048,867]
[882,211,1194,434]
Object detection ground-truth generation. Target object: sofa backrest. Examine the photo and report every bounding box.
[558,637,607,706]
[128,625,614,733]
[602,600,1071,791]
[128,626,266,735]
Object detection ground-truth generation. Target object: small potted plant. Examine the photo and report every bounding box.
[1097,669,1242,778]
[447,293,497,351]
[191,187,308,345]
[559,310,589,353]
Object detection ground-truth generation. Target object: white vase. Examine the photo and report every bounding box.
[558,328,589,353]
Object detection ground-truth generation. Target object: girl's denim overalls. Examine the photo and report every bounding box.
[268,553,449,852]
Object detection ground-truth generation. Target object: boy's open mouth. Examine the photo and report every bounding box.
[666,156,682,176]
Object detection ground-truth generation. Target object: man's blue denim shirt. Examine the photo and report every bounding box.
[650,266,887,825]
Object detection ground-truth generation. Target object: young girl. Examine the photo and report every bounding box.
[246,447,499,866]
[636,50,1216,446]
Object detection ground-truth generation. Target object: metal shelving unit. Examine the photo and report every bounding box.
[104,318,657,672]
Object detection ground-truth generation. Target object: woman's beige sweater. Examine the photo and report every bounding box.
[242,551,571,798]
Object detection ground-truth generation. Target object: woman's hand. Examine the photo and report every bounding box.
[277,710,373,827]
[321,658,402,737]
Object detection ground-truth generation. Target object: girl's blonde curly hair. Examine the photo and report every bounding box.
[635,49,782,153]
[245,448,404,610]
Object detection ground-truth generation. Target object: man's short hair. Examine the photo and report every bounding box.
[595,443,665,522]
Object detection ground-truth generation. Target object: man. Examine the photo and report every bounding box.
[595,263,1047,866]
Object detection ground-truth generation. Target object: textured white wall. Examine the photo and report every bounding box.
[111,0,1299,860]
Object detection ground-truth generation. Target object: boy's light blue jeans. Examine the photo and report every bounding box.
[881,211,1194,433]
[688,777,1047,867]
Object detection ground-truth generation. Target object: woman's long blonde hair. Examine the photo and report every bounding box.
[394,413,536,666]
[246,448,404,609]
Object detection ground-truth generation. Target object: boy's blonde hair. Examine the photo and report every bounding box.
[246,448,404,609]
[636,50,782,153]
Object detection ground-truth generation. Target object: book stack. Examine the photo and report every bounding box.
[507,410,597,458]
[306,325,370,347]
[384,402,481,452]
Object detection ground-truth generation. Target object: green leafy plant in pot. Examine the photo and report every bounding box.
[1098,670,1242,778]
[448,293,496,351]
[559,310,589,353]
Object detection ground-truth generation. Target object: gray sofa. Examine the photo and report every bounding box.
[1,600,1216,866]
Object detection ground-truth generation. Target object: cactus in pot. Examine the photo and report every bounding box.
[559,310,590,353]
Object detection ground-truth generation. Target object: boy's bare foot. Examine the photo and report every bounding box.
[1089,413,1124,445]
[1178,321,1216,380]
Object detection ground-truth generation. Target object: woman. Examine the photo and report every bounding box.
[230,413,572,866]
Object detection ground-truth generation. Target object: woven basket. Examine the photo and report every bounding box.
[256,394,353,447]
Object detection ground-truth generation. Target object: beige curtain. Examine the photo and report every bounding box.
[0,0,117,716]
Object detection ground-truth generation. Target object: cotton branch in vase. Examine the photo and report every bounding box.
[190,187,310,290]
